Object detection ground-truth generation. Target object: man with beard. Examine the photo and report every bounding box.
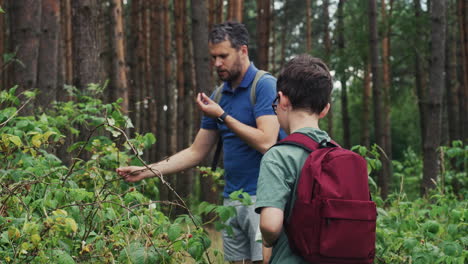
[117,21,281,263]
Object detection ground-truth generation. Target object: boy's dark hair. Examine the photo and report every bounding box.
[208,21,249,50]
[277,54,332,114]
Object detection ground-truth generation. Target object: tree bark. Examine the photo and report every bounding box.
[71,0,104,90]
[0,0,4,90]
[414,0,427,151]
[323,0,333,137]
[9,0,42,96]
[446,1,460,143]
[110,0,128,113]
[369,0,388,198]
[37,0,60,109]
[381,0,393,197]
[256,0,270,71]
[458,0,468,144]
[191,0,218,209]
[227,0,243,22]
[337,0,350,149]
[306,0,313,54]
[421,0,446,195]
[362,61,372,148]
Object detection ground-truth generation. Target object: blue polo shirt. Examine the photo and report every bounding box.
[201,64,280,197]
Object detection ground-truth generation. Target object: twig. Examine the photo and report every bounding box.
[0,97,33,128]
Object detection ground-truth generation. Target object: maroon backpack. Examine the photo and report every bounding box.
[276,132,377,264]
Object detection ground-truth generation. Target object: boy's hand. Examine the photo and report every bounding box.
[196,92,224,118]
[116,166,148,182]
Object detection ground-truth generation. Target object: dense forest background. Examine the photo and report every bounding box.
[0,0,466,205]
[0,0,467,263]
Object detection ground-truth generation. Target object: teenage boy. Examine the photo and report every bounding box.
[255,54,333,263]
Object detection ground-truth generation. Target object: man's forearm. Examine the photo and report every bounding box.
[223,115,278,154]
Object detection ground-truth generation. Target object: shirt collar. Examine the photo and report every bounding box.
[223,63,258,92]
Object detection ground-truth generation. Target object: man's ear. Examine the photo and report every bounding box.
[319,103,330,118]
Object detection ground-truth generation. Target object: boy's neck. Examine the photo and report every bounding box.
[287,110,321,134]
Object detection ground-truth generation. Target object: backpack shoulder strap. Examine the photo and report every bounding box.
[213,83,224,103]
[274,132,339,152]
[250,70,270,105]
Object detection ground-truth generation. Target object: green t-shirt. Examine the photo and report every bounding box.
[255,127,330,264]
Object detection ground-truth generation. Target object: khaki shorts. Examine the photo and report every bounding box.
[222,196,263,262]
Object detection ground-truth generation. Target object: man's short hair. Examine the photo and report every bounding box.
[208,21,249,50]
[277,54,333,114]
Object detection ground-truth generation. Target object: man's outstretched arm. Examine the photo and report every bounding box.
[117,128,218,182]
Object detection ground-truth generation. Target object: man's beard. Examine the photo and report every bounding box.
[217,56,242,82]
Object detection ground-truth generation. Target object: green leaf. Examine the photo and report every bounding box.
[168,224,181,241]
[52,250,75,264]
[188,241,204,260]
[8,135,22,147]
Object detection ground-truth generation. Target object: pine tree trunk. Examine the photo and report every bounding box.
[191,0,218,209]
[71,0,104,90]
[306,0,313,54]
[337,0,350,149]
[63,0,73,87]
[381,0,393,196]
[9,0,42,96]
[270,0,276,74]
[0,0,4,90]
[323,0,333,137]
[458,0,468,143]
[369,0,388,198]
[37,0,60,109]
[446,1,460,143]
[362,61,371,148]
[228,0,243,22]
[110,0,128,113]
[256,0,270,71]
[414,0,427,151]
[421,0,446,195]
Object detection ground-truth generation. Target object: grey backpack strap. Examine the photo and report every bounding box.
[213,83,224,103]
[250,70,270,105]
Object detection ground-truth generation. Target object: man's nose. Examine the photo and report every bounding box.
[214,57,223,67]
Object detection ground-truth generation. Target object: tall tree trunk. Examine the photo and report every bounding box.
[338,0,350,149]
[164,0,177,202]
[191,0,218,209]
[270,0,276,74]
[0,0,4,90]
[63,0,72,87]
[280,2,288,69]
[421,0,446,195]
[458,0,468,143]
[216,0,223,24]
[9,0,41,96]
[414,0,427,152]
[306,0,313,54]
[227,0,243,22]
[381,0,393,196]
[446,1,460,143]
[369,0,388,198]
[256,0,270,71]
[362,61,372,148]
[110,0,128,113]
[37,0,60,109]
[323,0,333,137]
[71,0,104,90]
[174,0,189,203]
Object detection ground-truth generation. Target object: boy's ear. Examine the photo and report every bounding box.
[319,103,330,119]
[278,92,290,109]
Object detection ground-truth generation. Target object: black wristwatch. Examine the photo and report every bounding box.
[217,112,228,123]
